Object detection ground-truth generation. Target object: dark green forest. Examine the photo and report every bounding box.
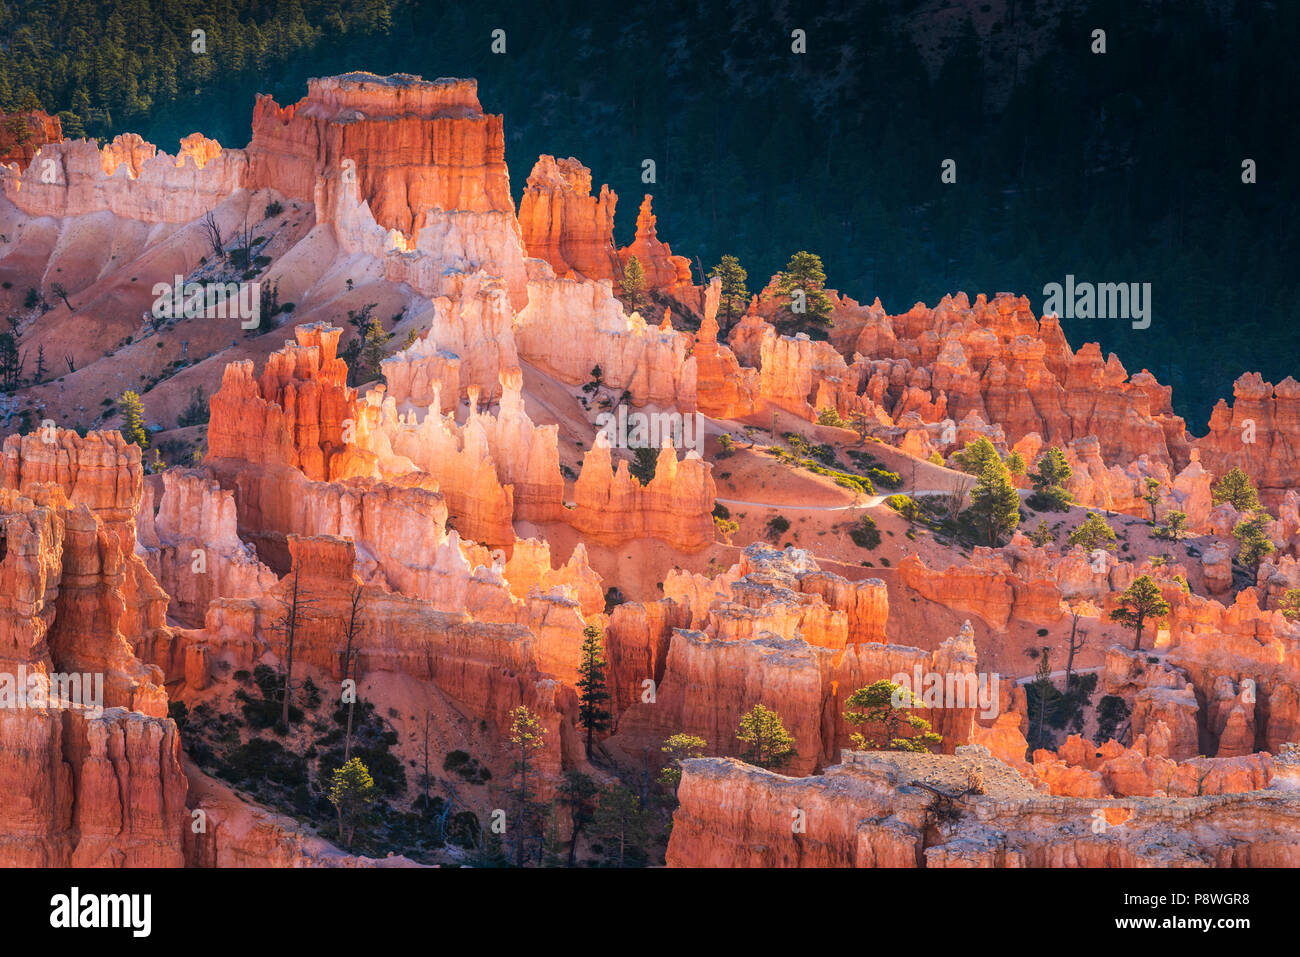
[0,0,1295,429]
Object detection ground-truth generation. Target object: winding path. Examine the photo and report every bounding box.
[713,489,957,512]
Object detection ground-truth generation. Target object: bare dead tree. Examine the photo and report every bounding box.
[235,218,255,267]
[1065,610,1089,692]
[63,353,75,374]
[200,210,224,261]
[436,779,459,844]
[417,709,434,811]
[49,282,72,310]
[33,345,46,383]
[274,561,321,729]
[339,584,364,760]
[943,473,975,523]
[910,778,983,829]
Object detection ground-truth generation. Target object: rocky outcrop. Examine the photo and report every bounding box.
[182,534,573,778]
[693,277,759,420]
[247,73,515,241]
[897,551,1066,631]
[1032,732,1272,798]
[207,323,367,482]
[357,366,564,544]
[518,155,619,281]
[184,761,419,867]
[514,265,698,408]
[616,195,693,296]
[667,750,1300,867]
[137,470,278,629]
[1,132,245,222]
[570,432,716,552]
[0,109,62,169]
[0,480,186,867]
[1193,373,1300,509]
[608,546,990,775]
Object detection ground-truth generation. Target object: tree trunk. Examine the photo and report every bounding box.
[568,821,582,868]
[344,699,355,761]
[515,752,528,867]
[1065,615,1078,689]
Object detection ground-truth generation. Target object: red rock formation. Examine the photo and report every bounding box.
[693,277,759,419]
[184,760,420,867]
[514,267,698,408]
[137,470,278,629]
[247,73,515,242]
[667,751,1300,867]
[0,109,62,169]
[1,131,245,222]
[1033,732,1273,798]
[617,195,693,295]
[1193,373,1300,508]
[181,534,572,780]
[207,323,368,482]
[357,365,564,544]
[608,547,994,775]
[897,552,1066,631]
[518,155,619,281]
[570,433,716,552]
[0,481,186,866]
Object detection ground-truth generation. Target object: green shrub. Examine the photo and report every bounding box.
[849,515,881,549]
[885,494,920,520]
[868,467,902,489]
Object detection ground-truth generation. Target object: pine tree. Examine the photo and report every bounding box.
[708,254,749,333]
[775,250,832,331]
[507,705,547,867]
[1067,512,1118,551]
[657,733,707,793]
[1029,519,1054,546]
[1031,648,1054,748]
[359,317,393,382]
[953,437,1002,476]
[1212,467,1261,512]
[119,390,148,449]
[1233,511,1276,567]
[965,460,1021,545]
[736,703,795,770]
[1028,446,1074,511]
[842,679,942,752]
[591,784,649,867]
[628,445,658,485]
[1110,575,1171,652]
[328,757,376,850]
[620,255,647,315]
[558,771,599,867]
[1156,511,1189,541]
[576,623,612,758]
[1141,477,1162,522]
[1280,588,1300,622]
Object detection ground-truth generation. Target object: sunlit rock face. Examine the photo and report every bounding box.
[247,73,515,241]
[519,154,620,282]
